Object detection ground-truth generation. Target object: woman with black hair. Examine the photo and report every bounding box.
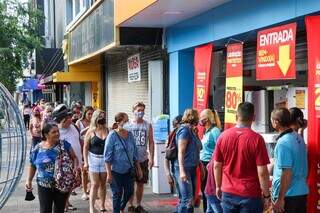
[25,123,78,213]
[289,107,307,138]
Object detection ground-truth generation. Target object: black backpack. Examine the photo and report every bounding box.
[165,128,179,161]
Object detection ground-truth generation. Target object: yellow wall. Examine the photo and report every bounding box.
[115,0,157,26]
[54,57,103,109]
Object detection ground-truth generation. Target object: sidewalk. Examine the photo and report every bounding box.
[1,134,202,213]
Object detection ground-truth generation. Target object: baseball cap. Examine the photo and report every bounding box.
[52,104,72,123]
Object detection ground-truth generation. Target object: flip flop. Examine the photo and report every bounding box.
[100,210,107,212]
[68,204,77,211]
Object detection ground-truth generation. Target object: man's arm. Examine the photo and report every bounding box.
[273,168,292,212]
[278,168,292,200]
[214,161,223,199]
[148,124,155,168]
[257,165,270,197]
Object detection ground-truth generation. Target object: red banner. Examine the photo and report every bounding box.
[306,16,320,213]
[224,43,243,129]
[256,23,296,80]
[193,43,213,137]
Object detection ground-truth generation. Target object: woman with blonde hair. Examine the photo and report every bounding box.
[83,109,109,213]
[199,108,222,213]
[174,108,202,213]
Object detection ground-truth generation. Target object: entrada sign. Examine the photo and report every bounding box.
[256,23,297,80]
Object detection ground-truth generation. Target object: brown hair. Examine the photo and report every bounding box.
[271,107,291,127]
[182,109,199,125]
[42,123,58,141]
[80,106,94,121]
[237,102,255,122]
[112,112,128,129]
[132,101,146,111]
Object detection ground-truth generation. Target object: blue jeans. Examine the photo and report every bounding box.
[174,166,196,213]
[206,194,222,213]
[221,192,263,213]
[110,171,134,213]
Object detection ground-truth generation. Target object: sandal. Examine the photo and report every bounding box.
[68,204,77,211]
[100,210,107,212]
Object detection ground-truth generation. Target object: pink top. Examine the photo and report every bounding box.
[204,160,216,196]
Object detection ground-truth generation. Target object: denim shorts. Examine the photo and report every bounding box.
[88,152,106,173]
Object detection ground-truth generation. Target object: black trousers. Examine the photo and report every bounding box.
[200,160,209,213]
[284,195,307,213]
[23,114,30,129]
[38,185,68,213]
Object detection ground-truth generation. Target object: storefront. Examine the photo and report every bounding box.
[105,48,167,126]
[64,0,115,109]
[164,0,320,211]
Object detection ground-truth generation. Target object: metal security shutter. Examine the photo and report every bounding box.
[106,48,164,126]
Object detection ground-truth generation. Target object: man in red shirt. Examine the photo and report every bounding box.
[214,102,271,212]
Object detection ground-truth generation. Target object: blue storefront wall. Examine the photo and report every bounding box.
[167,0,320,119]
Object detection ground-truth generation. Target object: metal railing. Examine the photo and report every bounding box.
[0,83,27,209]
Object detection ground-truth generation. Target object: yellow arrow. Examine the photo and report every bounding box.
[277,44,292,76]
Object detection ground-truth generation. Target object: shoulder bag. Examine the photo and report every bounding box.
[115,132,137,178]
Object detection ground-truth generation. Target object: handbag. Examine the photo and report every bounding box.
[165,128,178,160]
[115,132,137,178]
[54,140,79,193]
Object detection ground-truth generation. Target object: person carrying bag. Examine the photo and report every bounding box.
[104,112,143,213]
[26,123,79,213]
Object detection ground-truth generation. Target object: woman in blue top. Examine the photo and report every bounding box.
[174,109,202,213]
[199,109,222,213]
[104,112,143,213]
[25,123,78,213]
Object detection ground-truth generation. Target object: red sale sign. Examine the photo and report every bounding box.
[305,16,320,213]
[193,43,213,117]
[224,43,243,129]
[256,23,297,80]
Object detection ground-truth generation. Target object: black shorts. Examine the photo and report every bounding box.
[284,195,307,213]
[135,160,149,184]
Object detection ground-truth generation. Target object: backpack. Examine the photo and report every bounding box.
[54,140,80,193]
[165,128,178,161]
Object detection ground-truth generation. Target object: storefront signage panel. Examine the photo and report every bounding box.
[69,0,114,62]
[256,23,296,80]
[224,43,243,129]
[305,16,320,213]
[127,54,141,83]
[193,43,213,138]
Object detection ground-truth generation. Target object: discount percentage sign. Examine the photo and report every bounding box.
[226,90,242,110]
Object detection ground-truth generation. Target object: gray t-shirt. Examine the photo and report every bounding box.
[125,120,150,162]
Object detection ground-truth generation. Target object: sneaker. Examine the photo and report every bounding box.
[135,205,148,213]
[81,193,89,200]
[127,206,135,213]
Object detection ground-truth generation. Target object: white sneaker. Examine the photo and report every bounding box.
[81,193,89,200]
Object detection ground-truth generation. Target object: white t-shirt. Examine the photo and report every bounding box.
[60,124,83,165]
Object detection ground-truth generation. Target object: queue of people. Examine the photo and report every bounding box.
[23,98,309,213]
[24,100,154,213]
[166,102,308,213]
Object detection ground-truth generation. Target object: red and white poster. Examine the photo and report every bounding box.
[193,43,213,205]
[193,43,213,137]
[305,16,320,213]
[224,43,243,129]
[256,23,297,80]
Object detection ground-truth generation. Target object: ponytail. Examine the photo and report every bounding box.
[112,122,118,130]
